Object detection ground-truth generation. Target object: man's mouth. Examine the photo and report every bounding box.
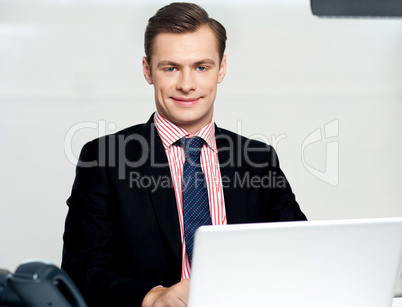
[171,97,201,107]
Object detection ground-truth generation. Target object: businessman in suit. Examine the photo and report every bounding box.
[62,3,307,307]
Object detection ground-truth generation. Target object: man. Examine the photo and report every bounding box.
[62,3,306,307]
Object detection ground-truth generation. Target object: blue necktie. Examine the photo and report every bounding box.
[178,137,211,263]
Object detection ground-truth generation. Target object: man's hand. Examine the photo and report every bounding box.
[142,279,190,307]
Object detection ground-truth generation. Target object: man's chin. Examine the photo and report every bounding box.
[170,113,211,132]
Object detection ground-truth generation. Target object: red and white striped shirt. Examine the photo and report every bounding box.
[154,112,227,279]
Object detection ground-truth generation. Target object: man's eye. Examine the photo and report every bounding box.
[166,67,176,72]
[197,66,207,72]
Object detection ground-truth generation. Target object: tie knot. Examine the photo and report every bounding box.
[175,137,204,159]
[187,137,204,151]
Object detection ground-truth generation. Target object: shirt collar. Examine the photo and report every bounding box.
[154,111,217,152]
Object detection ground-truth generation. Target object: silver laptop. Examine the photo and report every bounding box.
[188,217,402,307]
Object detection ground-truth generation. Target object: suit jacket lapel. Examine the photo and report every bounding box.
[215,125,248,224]
[139,115,182,266]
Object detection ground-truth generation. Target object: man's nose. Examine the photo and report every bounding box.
[177,70,196,93]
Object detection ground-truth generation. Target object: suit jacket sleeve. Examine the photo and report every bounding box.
[249,144,306,222]
[264,146,306,222]
[62,139,159,307]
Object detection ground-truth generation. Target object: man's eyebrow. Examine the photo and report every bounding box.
[157,60,182,68]
[195,58,216,66]
[156,58,216,68]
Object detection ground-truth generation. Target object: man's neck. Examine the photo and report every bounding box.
[155,112,214,135]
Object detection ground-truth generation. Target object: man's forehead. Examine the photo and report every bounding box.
[151,26,220,62]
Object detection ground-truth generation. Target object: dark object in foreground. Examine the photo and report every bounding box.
[0,261,86,307]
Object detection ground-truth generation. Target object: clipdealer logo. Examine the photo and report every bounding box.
[301,119,339,186]
[64,120,117,166]
[64,119,339,186]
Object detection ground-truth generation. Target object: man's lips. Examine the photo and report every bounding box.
[171,97,201,107]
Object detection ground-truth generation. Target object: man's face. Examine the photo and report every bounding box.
[142,25,227,134]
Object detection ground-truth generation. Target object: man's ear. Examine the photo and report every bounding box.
[217,55,227,84]
[142,56,153,85]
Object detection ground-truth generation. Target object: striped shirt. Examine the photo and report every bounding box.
[154,112,227,279]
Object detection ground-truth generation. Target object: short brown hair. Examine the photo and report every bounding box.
[144,2,227,66]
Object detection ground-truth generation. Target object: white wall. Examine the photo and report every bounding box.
[1,0,402,291]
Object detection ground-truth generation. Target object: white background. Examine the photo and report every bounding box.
[1,0,402,293]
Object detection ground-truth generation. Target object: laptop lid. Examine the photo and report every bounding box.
[188,217,402,307]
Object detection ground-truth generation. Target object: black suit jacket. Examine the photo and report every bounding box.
[62,114,306,306]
